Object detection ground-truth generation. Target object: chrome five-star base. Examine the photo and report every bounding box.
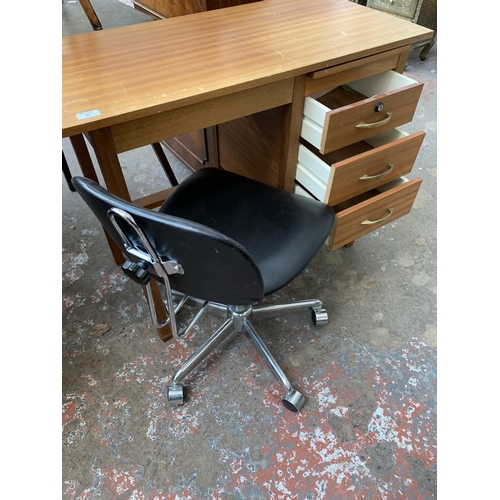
[166,297,328,412]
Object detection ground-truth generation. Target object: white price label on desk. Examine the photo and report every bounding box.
[76,110,101,120]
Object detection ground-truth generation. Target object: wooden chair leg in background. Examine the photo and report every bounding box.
[151,142,179,187]
[79,0,102,30]
[62,152,76,192]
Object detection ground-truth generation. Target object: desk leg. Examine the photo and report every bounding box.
[278,74,306,192]
[79,0,102,31]
[87,127,132,265]
[69,134,99,183]
[62,152,75,191]
[69,133,122,261]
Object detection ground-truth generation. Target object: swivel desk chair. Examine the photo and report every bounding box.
[72,168,336,412]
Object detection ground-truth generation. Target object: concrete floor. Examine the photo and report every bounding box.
[62,4,437,498]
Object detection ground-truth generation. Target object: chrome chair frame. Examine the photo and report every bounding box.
[107,207,328,412]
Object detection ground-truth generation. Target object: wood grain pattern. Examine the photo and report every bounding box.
[218,74,305,191]
[329,177,422,250]
[325,131,426,205]
[279,74,307,191]
[79,0,102,30]
[62,0,433,137]
[131,0,206,19]
[320,83,423,154]
[69,134,99,182]
[86,127,131,264]
[305,46,410,96]
[87,128,131,201]
[163,129,210,170]
[131,0,258,18]
[133,186,177,209]
[109,78,293,153]
[218,107,285,187]
[206,0,260,9]
[62,0,432,260]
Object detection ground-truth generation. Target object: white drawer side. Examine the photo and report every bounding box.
[297,144,330,184]
[348,70,417,97]
[300,116,323,149]
[303,96,330,126]
[295,162,327,201]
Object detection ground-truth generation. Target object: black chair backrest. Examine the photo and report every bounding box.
[72,177,264,305]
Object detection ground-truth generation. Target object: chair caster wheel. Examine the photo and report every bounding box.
[312,307,328,326]
[167,385,185,406]
[282,389,305,412]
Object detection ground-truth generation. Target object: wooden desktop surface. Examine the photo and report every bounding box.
[62,0,432,267]
[62,0,432,138]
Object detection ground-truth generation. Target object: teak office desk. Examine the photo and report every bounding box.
[62,0,433,265]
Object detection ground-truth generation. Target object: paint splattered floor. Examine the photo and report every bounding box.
[62,39,437,500]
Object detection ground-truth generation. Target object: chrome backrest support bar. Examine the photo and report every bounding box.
[107,207,184,338]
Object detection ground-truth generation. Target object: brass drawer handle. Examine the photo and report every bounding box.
[361,207,394,225]
[359,163,394,181]
[356,112,393,129]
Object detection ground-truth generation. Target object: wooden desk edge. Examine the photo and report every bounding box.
[62,31,433,139]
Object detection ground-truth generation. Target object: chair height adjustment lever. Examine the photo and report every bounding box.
[122,261,151,285]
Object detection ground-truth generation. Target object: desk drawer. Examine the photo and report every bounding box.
[301,70,423,154]
[329,177,422,250]
[295,176,422,251]
[296,129,425,206]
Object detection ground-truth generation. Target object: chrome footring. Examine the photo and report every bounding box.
[282,389,306,412]
[311,307,328,326]
[167,385,185,406]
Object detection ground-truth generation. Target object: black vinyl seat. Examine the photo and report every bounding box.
[159,168,335,297]
[72,168,336,412]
